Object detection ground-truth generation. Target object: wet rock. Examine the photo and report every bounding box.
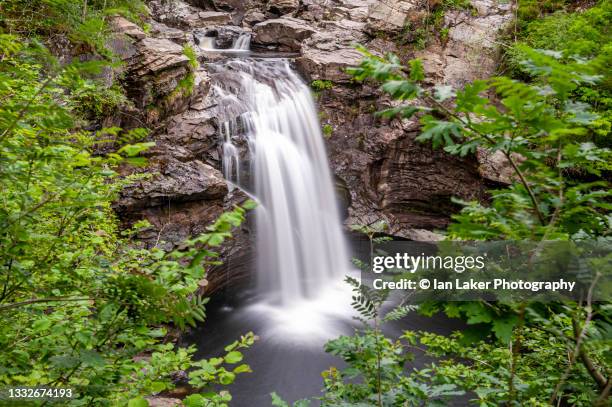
[253,17,317,51]
[118,37,196,122]
[312,79,487,236]
[198,11,233,25]
[210,0,255,10]
[162,106,219,163]
[194,25,248,48]
[128,38,188,77]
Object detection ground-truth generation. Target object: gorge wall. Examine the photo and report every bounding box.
[111,0,515,291]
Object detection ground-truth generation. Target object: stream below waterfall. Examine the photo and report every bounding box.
[184,283,465,406]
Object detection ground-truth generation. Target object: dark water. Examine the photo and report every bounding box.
[184,284,466,407]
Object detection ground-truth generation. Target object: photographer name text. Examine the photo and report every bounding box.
[373,278,576,292]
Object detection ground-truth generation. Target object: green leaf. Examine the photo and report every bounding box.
[117,142,155,157]
[242,199,258,210]
[381,80,419,100]
[492,316,518,343]
[183,394,205,407]
[409,59,425,82]
[127,397,149,407]
[224,351,243,364]
[417,118,463,149]
[233,364,252,373]
[271,392,290,407]
[219,371,236,385]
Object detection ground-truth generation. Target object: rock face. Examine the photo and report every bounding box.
[117,157,227,211]
[415,0,513,86]
[296,19,368,82]
[366,0,416,34]
[267,0,300,15]
[149,0,232,28]
[112,0,513,292]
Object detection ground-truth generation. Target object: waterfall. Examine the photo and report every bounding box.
[198,36,216,51]
[197,33,251,52]
[210,58,350,307]
[232,33,251,51]
[220,121,241,191]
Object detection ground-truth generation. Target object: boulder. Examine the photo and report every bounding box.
[117,156,228,212]
[148,0,231,29]
[149,21,188,43]
[198,11,233,26]
[163,106,219,161]
[243,9,266,26]
[120,37,194,120]
[109,16,146,40]
[296,22,368,82]
[128,38,189,77]
[253,17,317,51]
[267,0,299,15]
[366,0,416,34]
[297,46,363,82]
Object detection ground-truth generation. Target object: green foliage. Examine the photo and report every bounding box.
[322,123,333,138]
[0,28,256,406]
[311,80,334,91]
[68,80,128,120]
[0,0,148,57]
[506,0,612,146]
[165,45,199,104]
[399,321,609,406]
[184,44,199,70]
[345,45,612,404]
[517,0,570,27]
[398,0,474,49]
[349,47,611,240]
[169,71,196,101]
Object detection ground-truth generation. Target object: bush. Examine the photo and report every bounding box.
[0,32,256,407]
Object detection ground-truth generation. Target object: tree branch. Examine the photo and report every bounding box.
[424,94,547,225]
[550,274,602,404]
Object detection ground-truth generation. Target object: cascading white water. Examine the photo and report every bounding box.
[220,121,241,191]
[197,33,251,52]
[198,36,216,51]
[211,59,351,307]
[232,33,251,50]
